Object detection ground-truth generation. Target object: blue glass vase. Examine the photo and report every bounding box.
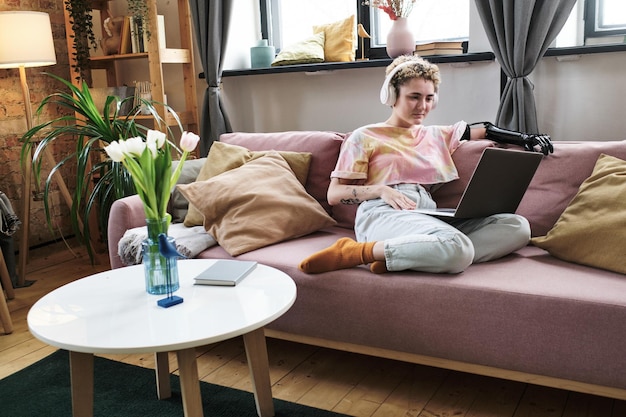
[142,218,179,295]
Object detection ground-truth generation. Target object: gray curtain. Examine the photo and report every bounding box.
[189,0,234,156]
[475,0,576,132]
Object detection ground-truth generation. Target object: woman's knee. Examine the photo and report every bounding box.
[440,234,474,273]
[501,214,531,248]
[386,232,474,273]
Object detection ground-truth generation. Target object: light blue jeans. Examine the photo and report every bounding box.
[354,184,530,273]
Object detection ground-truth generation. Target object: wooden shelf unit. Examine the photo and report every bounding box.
[62,0,199,133]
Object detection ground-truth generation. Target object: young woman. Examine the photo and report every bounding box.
[299,55,552,275]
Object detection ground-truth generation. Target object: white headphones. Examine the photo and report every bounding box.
[379,60,439,109]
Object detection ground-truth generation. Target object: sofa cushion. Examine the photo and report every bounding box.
[220,131,345,214]
[532,153,626,274]
[170,158,206,223]
[183,141,312,227]
[177,152,336,256]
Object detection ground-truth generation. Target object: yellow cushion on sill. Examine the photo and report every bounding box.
[313,15,355,62]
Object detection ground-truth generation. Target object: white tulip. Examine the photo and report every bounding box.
[124,136,146,158]
[104,141,126,162]
[147,129,167,149]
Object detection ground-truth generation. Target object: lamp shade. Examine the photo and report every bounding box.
[0,11,57,69]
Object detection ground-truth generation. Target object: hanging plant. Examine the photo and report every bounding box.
[65,0,98,81]
[128,0,151,40]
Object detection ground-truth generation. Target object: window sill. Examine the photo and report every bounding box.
[221,52,495,78]
[215,43,626,79]
[544,42,626,57]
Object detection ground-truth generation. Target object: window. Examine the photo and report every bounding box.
[261,0,469,59]
[261,0,356,52]
[585,0,626,39]
[370,0,469,47]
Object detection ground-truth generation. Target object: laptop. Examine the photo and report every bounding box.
[414,147,543,219]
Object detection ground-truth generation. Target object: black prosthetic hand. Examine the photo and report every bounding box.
[473,122,553,155]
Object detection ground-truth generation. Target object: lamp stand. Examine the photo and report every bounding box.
[18,66,33,287]
[17,67,76,287]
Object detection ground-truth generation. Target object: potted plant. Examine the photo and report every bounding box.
[21,72,184,261]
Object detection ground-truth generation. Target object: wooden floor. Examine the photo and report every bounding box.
[1,240,625,417]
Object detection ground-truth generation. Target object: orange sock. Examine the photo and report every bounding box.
[370,261,388,274]
[299,238,377,274]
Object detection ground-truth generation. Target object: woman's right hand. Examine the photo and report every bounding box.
[328,179,416,210]
[380,186,416,210]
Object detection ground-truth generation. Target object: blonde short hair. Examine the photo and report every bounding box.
[385,55,441,93]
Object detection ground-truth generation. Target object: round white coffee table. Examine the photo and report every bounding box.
[28,259,296,417]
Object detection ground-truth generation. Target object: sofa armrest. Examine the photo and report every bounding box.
[107,195,146,269]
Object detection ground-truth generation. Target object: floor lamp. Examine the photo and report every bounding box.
[0,11,57,287]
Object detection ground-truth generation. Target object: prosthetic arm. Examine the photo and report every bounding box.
[468,122,554,155]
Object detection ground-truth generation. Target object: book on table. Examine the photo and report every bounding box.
[193,260,258,286]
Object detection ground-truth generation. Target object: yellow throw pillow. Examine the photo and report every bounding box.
[183,141,312,226]
[532,153,626,274]
[177,152,336,256]
[271,32,325,66]
[313,15,355,62]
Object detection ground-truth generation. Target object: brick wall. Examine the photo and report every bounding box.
[0,0,77,250]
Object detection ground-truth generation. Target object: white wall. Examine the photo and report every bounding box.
[533,52,626,141]
[198,0,626,141]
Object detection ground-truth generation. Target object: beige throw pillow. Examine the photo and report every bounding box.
[177,152,336,256]
[532,153,626,274]
[271,32,325,66]
[183,141,312,226]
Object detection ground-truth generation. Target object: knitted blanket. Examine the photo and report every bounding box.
[118,223,217,266]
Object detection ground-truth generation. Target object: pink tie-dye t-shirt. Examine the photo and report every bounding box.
[331,121,467,186]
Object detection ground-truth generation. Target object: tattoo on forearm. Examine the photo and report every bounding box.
[340,188,363,205]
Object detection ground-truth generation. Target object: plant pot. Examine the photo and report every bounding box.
[386,17,415,58]
[142,218,179,295]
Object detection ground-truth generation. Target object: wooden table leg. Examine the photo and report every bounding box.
[154,351,172,399]
[69,351,94,417]
[243,328,275,417]
[176,348,203,417]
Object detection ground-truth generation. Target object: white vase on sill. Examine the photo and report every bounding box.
[386,17,415,58]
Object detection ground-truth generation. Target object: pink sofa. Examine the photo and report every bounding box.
[108,131,626,400]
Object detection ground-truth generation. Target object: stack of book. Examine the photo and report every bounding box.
[118,15,166,55]
[414,41,464,57]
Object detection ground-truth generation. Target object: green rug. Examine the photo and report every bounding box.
[0,350,348,417]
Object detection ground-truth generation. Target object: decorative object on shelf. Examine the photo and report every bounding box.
[357,24,371,61]
[386,17,415,58]
[134,80,152,114]
[155,232,185,305]
[104,129,199,294]
[363,0,417,58]
[21,73,185,262]
[250,39,275,68]
[91,86,136,115]
[101,16,125,55]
